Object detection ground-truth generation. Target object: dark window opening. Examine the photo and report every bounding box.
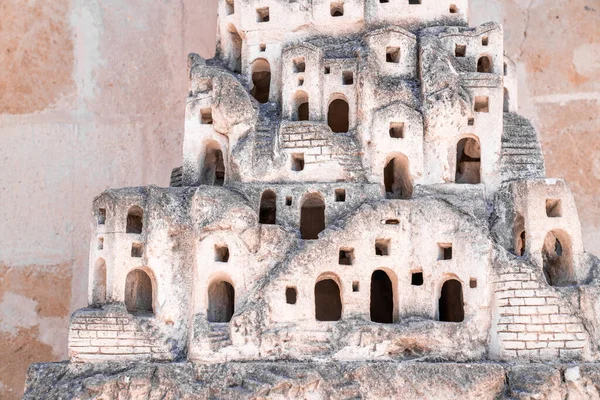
[384,155,413,199]
[504,63,508,76]
[98,208,106,225]
[375,238,390,256]
[456,137,481,184]
[256,7,270,22]
[125,269,153,315]
[380,0,389,3]
[339,247,354,265]
[208,280,235,322]
[546,199,562,218]
[385,219,399,225]
[201,108,213,124]
[291,153,305,171]
[328,98,349,133]
[386,47,400,63]
[229,25,242,73]
[131,242,143,258]
[226,0,234,14]
[455,44,466,57]
[482,36,489,46]
[293,57,306,73]
[259,43,266,52]
[438,279,464,322]
[543,231,574,287]
[259,190,277,224]
[330,2,344,16]
[411,272,423,286]
[286,287,297,304]
[342,71,353,85]
[470,278,477,288]
[438,243,453,260]
[126,206,143,234]
[504,88,510,112]
[324,65,331,74]
[468,117,474,126]
[474,96,489,112]
[514,213,526,257]
[389,122,404,138]
[250,59,271,103]
[315,278,342,321]
[335,188,346,202]
[98,237,104,250]
[300,195,325,240]
[449,4,458,13]
[408,0,421,4]
[298,77,304,86]
[202,144,225,186]
[215,245,230,262]
[352,281,359,292]
[477,56,492,73]
[370,270,394,323]
[285,196,293,206]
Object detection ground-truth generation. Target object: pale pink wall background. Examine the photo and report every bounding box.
[0,0,597,398]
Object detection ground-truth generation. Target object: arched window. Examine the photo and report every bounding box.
[228,24,242,73]
[514,213,525,256]
[543,230,574,286]
[370,270,394,323]
[202,142,225,186]
[503,88,510,112]
[477,56,492,73]
[92,258,107,305]
[328,98,349,133]
[125,269,153,315]
[293,91,309,121]
[300,194,325,240]
[250,59,271,103]
[126,206,143,234]
[384,154,413,199]
[315,276,341,321]
[208,279,235,322]
[455,137,481,184]
[259,190,276,224]
[438,279,464,322]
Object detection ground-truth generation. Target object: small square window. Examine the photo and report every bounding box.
[285,196,293,206]
[411,272,423,286]
[131,242,143,258]
[98,208,106,225]
[352,281,360,292]
[298,77,304,86]
[215,245,230,262]
[470,278,478,288]
[259,44,266,52]
[546,199,562,218]
[200,108,213,124]
[339,247,354,265]
[386,46,400,63]
[455,44,466,57]
[438,243,453,260]
[324,65,331,74]
[474,96,489,113]
[482,36,489,46]
[335,188,346,202]
[291,153,305,171]
[98,237,104,250]
[256,7,270,22]
[389,122,404,138]
[468,117,475,126]
[293,57,306,73]
[286,287,297,304]
[449,4,458,13]
[226,0,234,15]
[342,71,353,85]
[375,238,390,256]
[330,1,344,16]
[408,0,421,4]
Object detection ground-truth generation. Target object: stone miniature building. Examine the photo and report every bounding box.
[25,0,600,398]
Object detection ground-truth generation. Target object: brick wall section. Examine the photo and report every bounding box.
[495,259,589,361]
[68,310,173,362]
[280,125,333,164]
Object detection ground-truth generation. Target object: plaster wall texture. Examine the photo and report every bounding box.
[0,0,597,399]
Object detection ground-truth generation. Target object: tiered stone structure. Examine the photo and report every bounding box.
[25,1,600,398]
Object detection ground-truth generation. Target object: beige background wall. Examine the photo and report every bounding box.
[0,0,597,398]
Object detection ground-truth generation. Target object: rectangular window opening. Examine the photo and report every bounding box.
[131,242,143,258]
[215,244,230,262]
[335,188,346,202]
[226,0,235,15]
[339,247,354,265]
[293,57,306,73]
[342,71,353,85]
[324,65,331,74]
[470,278,478,288]
[380,0,389,3]
[546,199,563,218]
[474,96,489,113]
[98,208,106,225]
[291,153,305,171]
[298,77,304,86]
[352,281,360,292]
[286,287,297,304]
[384,219,399,225]
[389,122,404,138]
[285,196,293,206]
[386,46,400,63]
[438,243,453,260]
[468,117,475,126]
[482,36,489,46]
[411,271,423,286]
[256,7,270,22]
[455,44,466,57]
[375,238,390,256]
[259,44,266,52]
[98,237,104,250]
[449,4,458,13]
[200,108,213,124]
[408,0,421,4]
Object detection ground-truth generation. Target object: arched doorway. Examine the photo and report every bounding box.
[477,56,492,73]
[384,154,413,199]
[438,279,464,322]
[125,269,153,315]
[542,230,574,286]
[250,59,271,103]
[327,98,349,133]
[202,142,225,186]
[92,258,107,304]
[259,189,276,224]
[315,276,342,321]
[455,137,481,184]
[293,91,309,121]
[208,279,235,322]
[126,206,143,234]
[300,194,325,239]
[370,270,394,323]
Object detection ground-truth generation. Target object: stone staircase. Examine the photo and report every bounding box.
[208,323,232,351]
[500,113,546,182]
[332,133,365,180]
[169,166,183,187]
[253,102,279,162]
[291,329,333,355]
